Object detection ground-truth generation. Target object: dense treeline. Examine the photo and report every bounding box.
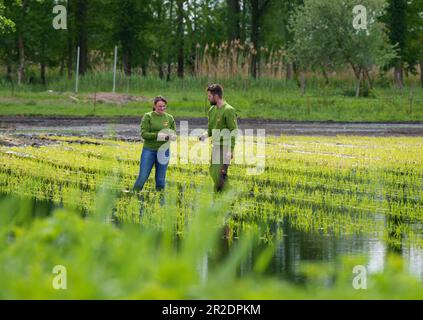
[0,0,422,92]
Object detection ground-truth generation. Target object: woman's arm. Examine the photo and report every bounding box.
[140,114,158,140]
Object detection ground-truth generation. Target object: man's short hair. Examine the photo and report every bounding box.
[207,84,224,99]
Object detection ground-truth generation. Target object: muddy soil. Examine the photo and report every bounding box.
[1,116,423,146]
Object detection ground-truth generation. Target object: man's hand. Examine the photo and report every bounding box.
[225,151,233,162]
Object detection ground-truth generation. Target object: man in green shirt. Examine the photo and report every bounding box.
[200,84,238,192]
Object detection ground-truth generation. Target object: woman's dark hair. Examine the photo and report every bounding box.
[207,84,223,99]
[153,95,168,111]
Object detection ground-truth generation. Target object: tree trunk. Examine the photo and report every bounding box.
[176,0,185,78]
[293,61,301,87]
[17,0,28,85]
[300,72,306,95]
[364,68,373,89]
[350,63,362,97]
[67,30,73,79]
[394,60,403,90]
[166,0,175,82]
[18,33,25,85]
[158,64,164,79]
[76,0,88,75]
[354,71,368,98]
[227,0,240,41]
[141,64,147,77]
[166,61,172,82]
[60,56,65,77]
[386,0,406,90]
[250,0,270,79]
[6,64,12,81]
[321,67,329,85]
[156,3,164,79]
[66,0,73,79]
[420,60,423,89]
[123,47,132,76]
[285,62,293,81]
[40,63,46,86]
[250,0,259,78]
[355,76,361,97]
[240,0,247,43]
[40,36,46,85]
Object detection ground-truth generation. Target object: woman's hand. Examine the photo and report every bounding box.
[198,132,208,142]
[157,132,169,141]
[169,133,177,142]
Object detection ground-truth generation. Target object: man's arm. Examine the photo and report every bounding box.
[225,108,238,152]
[199,108,212,141]
[207,108,213,138]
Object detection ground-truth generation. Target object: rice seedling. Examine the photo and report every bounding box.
[0,133,422,298]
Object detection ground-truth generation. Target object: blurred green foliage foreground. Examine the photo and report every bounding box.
[0,186,422,300]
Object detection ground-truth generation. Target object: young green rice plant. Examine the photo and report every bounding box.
[0,134,422,249]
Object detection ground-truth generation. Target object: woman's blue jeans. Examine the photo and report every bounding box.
[133,147,170,191]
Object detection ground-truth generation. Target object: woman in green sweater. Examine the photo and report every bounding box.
[133,96,176,192]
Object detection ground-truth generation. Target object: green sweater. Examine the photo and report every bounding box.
[140,111,176,150]
[207,101,238,151]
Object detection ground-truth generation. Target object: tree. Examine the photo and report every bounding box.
[289,0,397,96]
[0,0,16,80]
[249,0,271,78]
[261,0,303,81]
[111,0,149,76]
[176,0,185,78]
[26,0,67,85]
[227,0,240,41]
[74,0,88,75]
[9,0,29,84]
[383,0,407,89]
[0,0,15,33]
[404,0,423,88]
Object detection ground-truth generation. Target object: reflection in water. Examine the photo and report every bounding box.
[215,216,423,283]
[2,193,422,283]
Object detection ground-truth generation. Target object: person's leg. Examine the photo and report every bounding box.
[217,145,231,192]
[209,145,221,189]
[155,148,170,191]
[133,148,156,191]
[210,145,230,192]
[216,164,230,192]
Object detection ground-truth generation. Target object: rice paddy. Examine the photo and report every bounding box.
[0,133,422,298]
